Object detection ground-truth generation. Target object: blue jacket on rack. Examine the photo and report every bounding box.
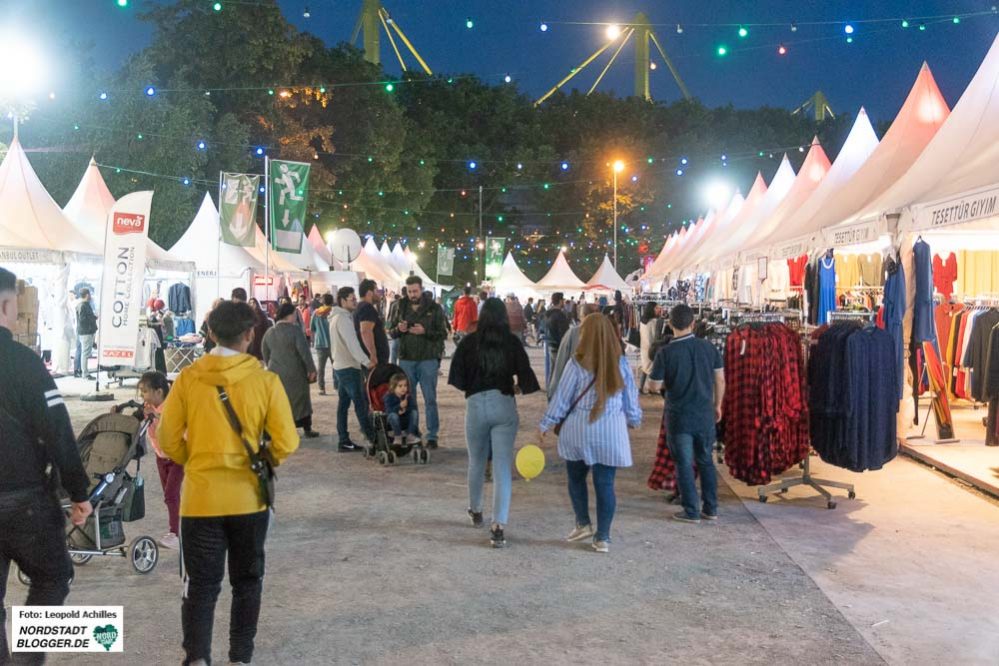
[168,283,192,315]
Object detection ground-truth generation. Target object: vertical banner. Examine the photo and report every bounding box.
[268,160,310,253]
[436,244,455,277]
[485,236,505,280]
[98,191,152,367]
[220,173,260,246]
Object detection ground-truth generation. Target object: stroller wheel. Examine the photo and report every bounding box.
[419,448,431,465]
[412,449,420,464]
[377,450,389,465]
[70,552,93,566]
[387,451,397,465]
[129,536,159,574]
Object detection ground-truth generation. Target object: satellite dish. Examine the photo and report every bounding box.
[330,229,362,265]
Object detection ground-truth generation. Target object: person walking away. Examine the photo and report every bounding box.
[74,287,98,379]
[523,298,535,344]
[355,279,389,369]
[544,292,571,388]
[158,300,299,666]
[548,303,599,400]
[540,314,641,553]
[330,287,377,451]
[386,288,406,365]
[477,290,489,316]
[311,294,334,395]
[388,276,447,449]
[199,298,224,354]
[505,295,527,345]
[136,371,183,550]
[297,295,312,344]
[637,302,659,394]
[243,296,272,362]
[648,304,725,523]
[384,373,421,444]
[535,299,547,348]
[452,286,478,343]
[0,267,92,665]
[449,298,539,548]
[262,303,319,438]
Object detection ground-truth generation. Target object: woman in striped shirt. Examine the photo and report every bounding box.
[540,313,642,553]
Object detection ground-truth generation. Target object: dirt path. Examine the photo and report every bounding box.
[37,349,881,664]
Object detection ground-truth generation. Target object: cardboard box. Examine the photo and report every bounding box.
[15,280,38,316]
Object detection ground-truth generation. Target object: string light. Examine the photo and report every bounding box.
[790,22,797,32]
[504,74,512,83]
[116,0,128,6]
[777,44,788,55]
[99,92,108,100]
[303,6,310,19]
[737,26,748,38]
[540,22,548,32]
[901,19,910,27]
[844,23,855,34]
[212,2,222,11]
[560,161,569,171]
[145,86,155,97]
[465,17,474,29]
[676,24,683,34]
[606,24,622,40]
[384,82,394,92]
[716,45,728,57]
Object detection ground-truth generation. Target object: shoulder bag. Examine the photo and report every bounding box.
[553,377,597,436]
[216,386,276,508]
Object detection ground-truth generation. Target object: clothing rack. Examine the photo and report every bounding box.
[757,331,856,509]
[827,310,876,323]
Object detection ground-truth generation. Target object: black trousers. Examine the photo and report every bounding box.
[294,415,312,432]
[0,490,73,666]
[180,510,270,665]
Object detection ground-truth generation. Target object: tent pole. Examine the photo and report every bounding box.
[264,157,270,300]
[217,172,223,302]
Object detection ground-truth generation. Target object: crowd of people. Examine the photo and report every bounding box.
[1,261,727,665]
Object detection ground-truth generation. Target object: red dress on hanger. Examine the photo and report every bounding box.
[932,252,958,299]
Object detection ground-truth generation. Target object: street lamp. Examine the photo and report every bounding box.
[0,28,47,136]
[612,160,625,269]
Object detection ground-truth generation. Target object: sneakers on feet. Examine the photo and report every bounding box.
[338,441,359,452]
[566,524,595,542]
[426,439,438,450]
[405,434,422,445]
[701,511,719,521]
[489,525,506,548]
[672,511,702,524]
[591,540,610,553]
[318,388,326,395]
[159,533,179,549]
[467,509,484,527]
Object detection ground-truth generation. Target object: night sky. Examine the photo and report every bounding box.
[5,1,999,125]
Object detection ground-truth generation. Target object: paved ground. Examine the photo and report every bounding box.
[10,347,996,664]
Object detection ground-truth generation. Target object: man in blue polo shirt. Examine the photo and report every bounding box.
[649,304,725,523]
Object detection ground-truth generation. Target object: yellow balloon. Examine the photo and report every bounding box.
[516,445,546,481]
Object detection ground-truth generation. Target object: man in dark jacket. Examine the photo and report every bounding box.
[544,292,570,388]
[388,276,446,448]
[1,267,92,664]
[74,288,98,379]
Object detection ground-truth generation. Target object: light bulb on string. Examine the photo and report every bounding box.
[952,16,960,24]
[504,74,512,83]
[777,44,788,56]
[560,161,569,171]
[790,22,798,32]
[737,26,748,38]
[650,61,657,70]
[606,24,621,40]
[212,2,222,11]
[716,45,728,57]
[465,17,474,29]
[676,24,683,34]
[99,92,108,100]
[145,86,156,96]
[901,19,910,28]
[844,23,855,34]
[540,22,548,32]
[303,6,311,18]
[919,23,927,31]
[846,36,854,43]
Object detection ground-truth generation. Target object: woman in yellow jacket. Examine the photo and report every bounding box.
[159,300,299,666]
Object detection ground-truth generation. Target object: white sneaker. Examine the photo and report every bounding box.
[566,524,595,542]
[406,434,422,445]
[592,540,610,553]
[159,533,179,549]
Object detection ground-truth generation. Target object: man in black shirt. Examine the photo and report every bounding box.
[354,279,389,367]
[1,267,92,663]
[544,292,570,388]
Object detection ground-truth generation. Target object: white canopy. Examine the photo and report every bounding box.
[403,247,445,290]
[0,137,99,256]
[585,255,631,292]
[336,238,403,290]
[390,242,411,275]
[379,241,392,260]
[679,189,746,273]
[306,225,333,265]
[63,157,193,273]
[491,252,537,296]
[535,249,586,291]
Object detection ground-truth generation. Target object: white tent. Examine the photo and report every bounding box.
[535,249,586,292]
[679,190,746,275]
[403,247,446,291]
[642,231,678,281]
[170,193,264,322]
[306,225,333,266]
[335,238,403,290]
[683,173,766,272]
[585,255,632,293]
[390,242,411,275]
[491,252,538,298]
[379,241,392,260]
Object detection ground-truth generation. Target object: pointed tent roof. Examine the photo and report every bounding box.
[246,225,305,273]
[379,241,392,259]
[354,237,404,284]
[390,242,410,274]
[63,158,192,272]
[492,252,537,292]
[0,138,100,254]
[403,247,441,288]
[679,190,746,273]
[307,225,333,265]
[170,193,264,276]
[802,63,950,243]
[585,255,631,292]
[752,109,879,255]
[536,249,586,290]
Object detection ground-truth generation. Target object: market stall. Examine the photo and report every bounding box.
[534,248,586,296]
[489,251,539,301]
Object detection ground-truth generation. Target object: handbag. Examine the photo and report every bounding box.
[216,386,277,508]
[553,377,597,436]
[121,473,145,522]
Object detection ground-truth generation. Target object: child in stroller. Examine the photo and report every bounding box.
[365,364,430,466]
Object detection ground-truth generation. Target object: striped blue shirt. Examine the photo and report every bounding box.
[540,356,642,467]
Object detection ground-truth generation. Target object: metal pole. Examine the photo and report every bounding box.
[264,157,270,300]
[613,170,618,269]
[217,172,223,300]
[479,185,484,284]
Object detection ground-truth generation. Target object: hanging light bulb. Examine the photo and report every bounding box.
[901,19,910,28]
[844,23,855,34]
[676,23,683,34]
[649,61,657,70]
[790,22,798,32]
[465,17,474,29]
[303,6,311,18]
[777,43,788,55]
[504,74,512,83]
[540,22,548,32]
[145,86,156,96]
[738,26,748,38]
[606,24,622,40]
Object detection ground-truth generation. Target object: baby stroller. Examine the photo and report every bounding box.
[18,403,159,586]
[365,364,430,466]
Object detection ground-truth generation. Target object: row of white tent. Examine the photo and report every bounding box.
[645,33,999,301]
[489,249,631,301]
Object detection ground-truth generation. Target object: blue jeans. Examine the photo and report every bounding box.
[465,391,518,526]
[669,430,719,518]
[399,359,440,441]
[334,368,375,445]
[544,345,552,387]
[565,460,617,542]
[75,334,94,374]
[387,409,420,438]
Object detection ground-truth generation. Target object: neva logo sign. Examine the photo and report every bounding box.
[113,213,146,235]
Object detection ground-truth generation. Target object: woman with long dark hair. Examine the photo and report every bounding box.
[448,297,540,548]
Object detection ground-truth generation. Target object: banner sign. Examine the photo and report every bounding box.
[912,186,999,231]
[436,244,455,276]
[98,191,152,366]
[774,236,813,259]
[268,160,310,253]
[485,237,505,280]
[0,248,62,264]
[220,173,259,247]
[825,219,882,248]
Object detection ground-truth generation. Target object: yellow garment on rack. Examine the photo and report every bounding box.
[953,250,999,297]
[835,254,861,292]
[857,253,883,286]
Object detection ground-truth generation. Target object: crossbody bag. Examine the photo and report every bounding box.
[215,386,276,508]
[554,377,597,435]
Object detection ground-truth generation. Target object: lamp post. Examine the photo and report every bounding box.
[612,160,625,269]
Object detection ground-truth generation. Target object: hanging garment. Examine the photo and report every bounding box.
[817,255,837,325]
[912,239,936,343]
[987,398,999,447]
[922,340,955,440]
[857,253,884,287]
[835,256,860,292]
[963,309,999,402]
[804,258,819,325]
[787,254,808,288]
[983,324,999,399]
[932,253,958,300]
[883,254,906,399]
[167,283,192,315]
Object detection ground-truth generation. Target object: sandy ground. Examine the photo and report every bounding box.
[9,346,986,664]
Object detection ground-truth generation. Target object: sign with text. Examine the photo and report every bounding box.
[268,160,310,253]
[220,172,260,247]
[912,186,999,231]
[98,191,152,366]
[825,219,881,248]
[436,244,455,277]
[12,606,123,653]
